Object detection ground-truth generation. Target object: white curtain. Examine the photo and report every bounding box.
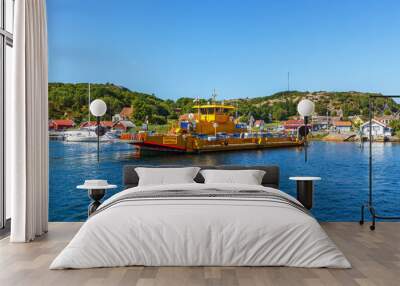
[8,0,49,242]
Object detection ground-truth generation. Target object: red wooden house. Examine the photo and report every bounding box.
[48,119,75,130]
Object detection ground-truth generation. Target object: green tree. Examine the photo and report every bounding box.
[384,109,392,116]
[390,120,400,136]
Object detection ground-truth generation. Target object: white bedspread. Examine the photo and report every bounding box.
[50,183,351,269]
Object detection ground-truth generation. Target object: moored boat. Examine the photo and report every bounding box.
[64,129,114,142]
[128,102,304,155]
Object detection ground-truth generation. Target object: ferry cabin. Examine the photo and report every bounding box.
[193,104,234,122]
[178,104,243,135]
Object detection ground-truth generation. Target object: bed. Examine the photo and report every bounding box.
[50,165,350,269]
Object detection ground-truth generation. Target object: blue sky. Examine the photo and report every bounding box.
[47,0,400,100]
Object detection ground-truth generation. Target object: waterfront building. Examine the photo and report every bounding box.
[334,121,352,133]
[330,116,342,124]
[360,119,393,137]
[112,114,122,122]
[283,119,304,132]
[80,121,114,130]
[48,119,75,131]
[113,120,136,132]
[282,119,312,135]
[311,116,329,131]
[375,115,399,126]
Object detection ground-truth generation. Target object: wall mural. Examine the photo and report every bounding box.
[47,1,400,222]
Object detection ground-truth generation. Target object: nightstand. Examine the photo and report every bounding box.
[289,177,321,210]
[77,180,117,216]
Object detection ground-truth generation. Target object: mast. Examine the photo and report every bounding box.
[212,89,217,103]
[196,95,200,119]
[88,83,91,134]
[212,89,217,115]
[235,101,238,118]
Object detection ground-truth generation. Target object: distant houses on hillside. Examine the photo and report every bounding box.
[311,116,329,131]
[112,106,134,122]
[282,120,310,133]
[277,114,397,138]
[49,106,137,134]
[375,115,398,126]
[79,120,136,132]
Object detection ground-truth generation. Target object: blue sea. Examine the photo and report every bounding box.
[49,140,400,222]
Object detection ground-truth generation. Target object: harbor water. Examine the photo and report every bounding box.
[49,140,400,222]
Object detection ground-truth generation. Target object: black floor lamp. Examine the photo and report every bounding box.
[360,94,400,230]
[297,99,315,162]
[89,99,107,162]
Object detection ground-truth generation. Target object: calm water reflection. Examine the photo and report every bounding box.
[49,140,400,222]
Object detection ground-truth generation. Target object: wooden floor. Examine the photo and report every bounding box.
[0,222,399,286]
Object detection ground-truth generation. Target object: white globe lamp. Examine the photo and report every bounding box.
[90,99,107,117]
[297,99,315,117]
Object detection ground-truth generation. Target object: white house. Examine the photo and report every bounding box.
[333,121,352,133]
[360,119,392,137]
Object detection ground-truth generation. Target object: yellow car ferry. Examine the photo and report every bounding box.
[130,104,304,154]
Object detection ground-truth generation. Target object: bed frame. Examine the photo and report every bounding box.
[123,165,280,189]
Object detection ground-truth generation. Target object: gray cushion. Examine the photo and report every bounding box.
[123,165,280,189]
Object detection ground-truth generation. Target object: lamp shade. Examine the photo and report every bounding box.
[297,99,315,117]
[90,99,107,117]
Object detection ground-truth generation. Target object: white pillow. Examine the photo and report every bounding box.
[200,169,266,185]
[135,167,201,186]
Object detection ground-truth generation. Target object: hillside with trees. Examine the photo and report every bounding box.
[49,83,400,125]
[229,91,400,122]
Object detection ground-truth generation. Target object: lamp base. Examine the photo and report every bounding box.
[87,189,105,216]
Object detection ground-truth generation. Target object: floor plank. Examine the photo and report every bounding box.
[0,222,399,286]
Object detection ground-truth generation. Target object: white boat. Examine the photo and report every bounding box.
[64,129,114,142]
[49,130,65,140]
